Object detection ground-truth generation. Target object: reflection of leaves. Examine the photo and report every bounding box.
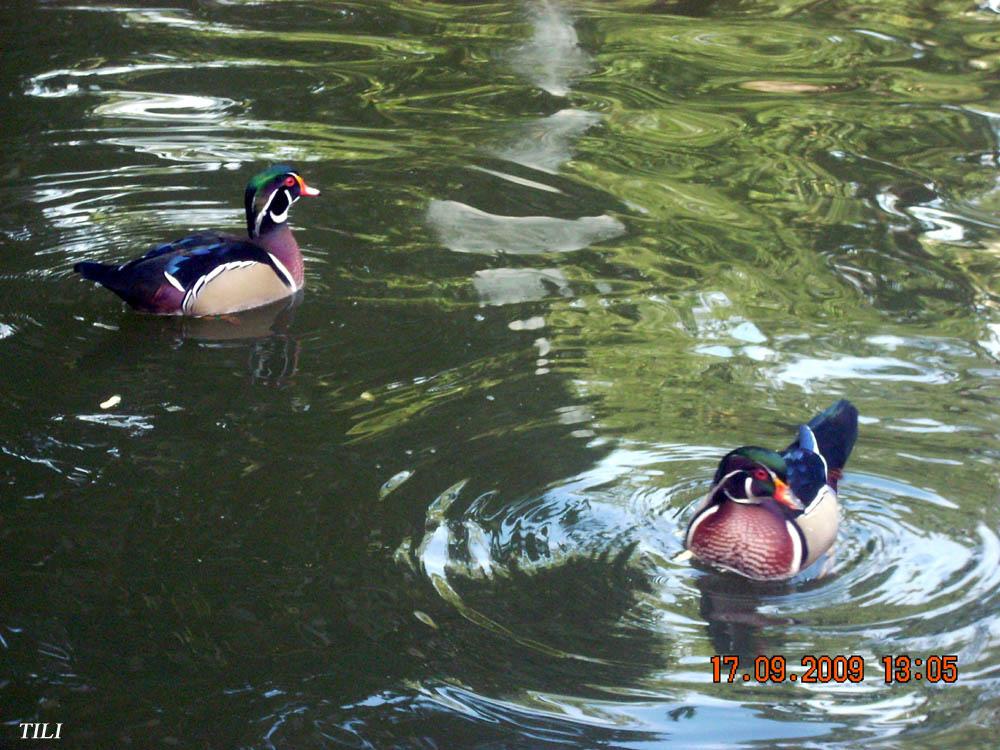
[437,544,666,695]
[345,356,511,442]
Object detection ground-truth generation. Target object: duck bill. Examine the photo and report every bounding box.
[296,175,321,197]
[773,478,804,511]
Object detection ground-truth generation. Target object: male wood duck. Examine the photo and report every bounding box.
[685,400,859,581]
[74,165,319,315]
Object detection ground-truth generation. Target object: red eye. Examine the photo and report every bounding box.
[752,468,768,481]
[284,176,296,187]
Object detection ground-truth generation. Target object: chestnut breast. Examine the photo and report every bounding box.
[687,500,803,580]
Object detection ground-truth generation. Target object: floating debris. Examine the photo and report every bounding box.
[741,80,832,93]
[379,470,414,500]
[99,395,122,409]
[413,610,438,629]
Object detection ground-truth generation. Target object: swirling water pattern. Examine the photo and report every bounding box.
[2,1,1000,748]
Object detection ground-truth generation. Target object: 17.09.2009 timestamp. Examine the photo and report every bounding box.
[710,654,958,684]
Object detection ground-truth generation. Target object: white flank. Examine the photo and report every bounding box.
[785,520,803,574]
[267,252,297,290]
[803,485,833,517]
[685,503,720,548]
[163,271,185,292]
[181,261,257,313]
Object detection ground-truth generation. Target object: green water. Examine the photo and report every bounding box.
[3,1,1000,747]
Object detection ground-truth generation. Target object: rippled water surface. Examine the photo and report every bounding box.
[3,1,1000,747]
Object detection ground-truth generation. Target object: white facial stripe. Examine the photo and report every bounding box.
[713,470,741,503]
[268,189,292,224]
[713,470,741,493]
[253,184,291,236]
[253,188,276,236]
[722,470,765,504]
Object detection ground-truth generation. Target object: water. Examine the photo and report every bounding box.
[3,1,1000,747]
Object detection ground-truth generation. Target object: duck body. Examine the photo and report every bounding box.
[685,400,859,581]
[74,165,318,316]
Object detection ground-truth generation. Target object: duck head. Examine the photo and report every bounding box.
[244,165,320,239]
[710,447,802,511]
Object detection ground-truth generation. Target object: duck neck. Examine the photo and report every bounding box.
[255,224,304,288]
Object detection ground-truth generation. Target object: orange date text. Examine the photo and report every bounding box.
[710,654,958,684]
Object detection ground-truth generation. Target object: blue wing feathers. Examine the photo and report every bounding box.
[785,400,858,471]
[797,424,819,454]
[161,239,282,290]
[784,448,827,505]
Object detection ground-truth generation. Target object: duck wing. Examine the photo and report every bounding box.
[784,399,859,489]
[75,233,291,313]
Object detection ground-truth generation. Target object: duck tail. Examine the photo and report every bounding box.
[74,261,145,307]
[74,261,121,286]
[804,399,859,471]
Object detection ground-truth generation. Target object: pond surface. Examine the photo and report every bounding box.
[3,0,1000,747]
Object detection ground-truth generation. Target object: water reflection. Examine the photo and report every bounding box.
[429,1,621,277]
[472,268,572,306]
[93,92,239,123]
[508,1,592,97]
[494,109,603,174]
[187,300,303,387]
[428,200,624,255]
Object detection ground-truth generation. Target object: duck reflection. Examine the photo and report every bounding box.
[82,294,303,386]
[176,294,303,386]
[693,571,795,667]
[173,293,300,342]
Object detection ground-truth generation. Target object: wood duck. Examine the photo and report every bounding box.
[74,165,319,315]
[685,400,859,581]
